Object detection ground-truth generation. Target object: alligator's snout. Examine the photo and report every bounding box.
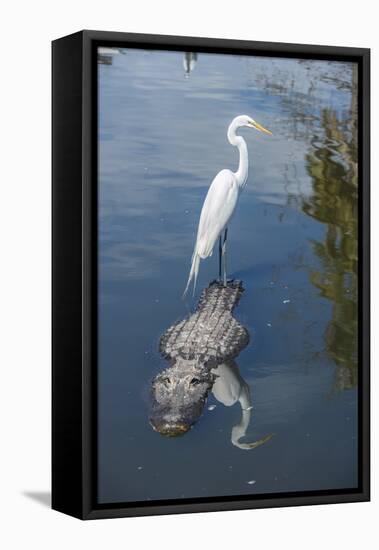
[149,419,190,437]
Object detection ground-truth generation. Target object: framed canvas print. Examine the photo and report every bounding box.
[52,30,370,519]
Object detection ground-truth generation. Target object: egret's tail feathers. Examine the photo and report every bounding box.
[183,252,201,298]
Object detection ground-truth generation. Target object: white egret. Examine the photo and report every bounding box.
[184,114,272,296]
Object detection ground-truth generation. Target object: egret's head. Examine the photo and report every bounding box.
[233,114,272,135]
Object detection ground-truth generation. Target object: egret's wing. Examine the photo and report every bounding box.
[183,170,238,297]
[196,170,238,258]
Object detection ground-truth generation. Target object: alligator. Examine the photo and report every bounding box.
[149,280,250,437]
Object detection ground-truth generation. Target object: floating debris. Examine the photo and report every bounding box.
[247,480,256,485]
[137,466,143,470]
[266,322,272,327]
[208,404,217,411]
[282,299,291,304]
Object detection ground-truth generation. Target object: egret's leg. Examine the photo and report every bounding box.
[218,236,222,282]
[222,228,228,286]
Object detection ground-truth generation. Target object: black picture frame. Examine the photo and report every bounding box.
[52,30,370,520]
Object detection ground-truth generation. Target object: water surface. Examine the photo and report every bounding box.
[98,48,358,503]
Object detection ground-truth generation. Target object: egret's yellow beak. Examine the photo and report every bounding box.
[249,120,272,135]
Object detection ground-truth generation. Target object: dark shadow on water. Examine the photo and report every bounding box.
[23,491,51,508]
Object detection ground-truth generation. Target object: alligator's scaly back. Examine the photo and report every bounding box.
[160,280,249,368]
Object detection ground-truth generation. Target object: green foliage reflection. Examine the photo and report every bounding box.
[303,67,358,391]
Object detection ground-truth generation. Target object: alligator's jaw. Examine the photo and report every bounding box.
[149,419,190,437]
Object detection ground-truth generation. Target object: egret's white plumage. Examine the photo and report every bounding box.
[184,115,271,296]
[196,169,238,259]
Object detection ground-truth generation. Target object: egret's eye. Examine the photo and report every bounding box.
[190,377,201,386]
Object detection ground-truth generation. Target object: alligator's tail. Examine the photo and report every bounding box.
[183,250,201,298]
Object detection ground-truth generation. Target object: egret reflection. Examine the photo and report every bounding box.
[211,361,273,450]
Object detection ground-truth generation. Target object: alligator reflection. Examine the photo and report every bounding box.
[149,280,272,449]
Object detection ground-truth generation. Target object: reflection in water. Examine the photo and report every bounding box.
[302,66,358,392]
[211,361,273,450]
[247,58,359,391]
[183,52,198,77]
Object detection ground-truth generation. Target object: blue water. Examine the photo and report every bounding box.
[98,48,358,503]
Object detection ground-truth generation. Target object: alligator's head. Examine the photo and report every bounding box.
[149,360,214,437]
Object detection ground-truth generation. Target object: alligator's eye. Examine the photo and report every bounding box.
[190,377,201,385]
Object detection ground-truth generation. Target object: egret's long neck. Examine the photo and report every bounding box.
[227,124,249,188]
